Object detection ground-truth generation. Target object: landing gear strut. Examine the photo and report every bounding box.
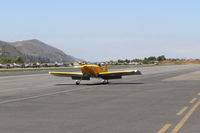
[75,80,80,85]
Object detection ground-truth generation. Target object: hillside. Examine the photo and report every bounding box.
[0,41,23,58]
[0,39,79,63]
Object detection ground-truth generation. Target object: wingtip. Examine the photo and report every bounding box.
[49,71,53,74]
[135,70,142,75]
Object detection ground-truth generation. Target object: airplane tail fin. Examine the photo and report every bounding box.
[103,64,108,72]
[72,62,85,68]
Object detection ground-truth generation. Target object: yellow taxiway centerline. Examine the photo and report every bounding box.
[157,124,171,133]
[176,106,188,116]
[170,100,200,133]
[190,97,197,104]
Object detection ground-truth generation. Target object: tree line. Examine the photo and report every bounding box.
[0,55,51,64]
[0,57,24,64]
[116,55,166,64]
[0,55,167,64]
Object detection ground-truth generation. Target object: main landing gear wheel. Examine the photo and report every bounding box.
[101,80,109,84]
[75,80,80,85]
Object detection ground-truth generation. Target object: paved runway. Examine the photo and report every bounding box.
[0,64,200,133]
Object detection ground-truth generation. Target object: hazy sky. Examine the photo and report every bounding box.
[1,0,200,61]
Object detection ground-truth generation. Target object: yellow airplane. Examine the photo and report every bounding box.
[49,64,141,85]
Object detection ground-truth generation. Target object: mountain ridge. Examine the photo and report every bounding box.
[0,39,79,63]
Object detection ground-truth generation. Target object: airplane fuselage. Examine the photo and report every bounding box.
[80,65,107,76]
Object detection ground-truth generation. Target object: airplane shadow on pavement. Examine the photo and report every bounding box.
[55,82,144,86]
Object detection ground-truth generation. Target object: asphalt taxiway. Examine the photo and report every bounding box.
[0,64,200,133]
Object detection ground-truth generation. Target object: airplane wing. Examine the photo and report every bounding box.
[99,70,141,79]
[49,72,83,77]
